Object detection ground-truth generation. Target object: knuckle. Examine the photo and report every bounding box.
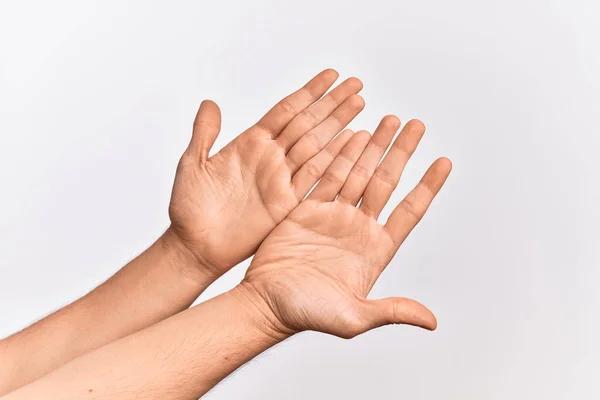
[373,167,398,187]
[400,195,426,221]
[326,89,345,106]
[323,142,339,157]
[322,170,344,186]
[360,201,378,217]
[304,132,324,152]
[392,300,399,323]
[193,120,218,131]
[391,139,414,157]
[366,139,387,154]
[279,97,297,115]
[304,81,323,99]
[304,160,324,180]
[298,108,319,127]
[350,162,371,181]
[328,109,343,126]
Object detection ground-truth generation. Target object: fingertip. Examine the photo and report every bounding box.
[381,115,401,130]
[350,94,366,110]
[414,303,438,331]
[199,99,219,109]
[437,157,453,172]
[405,119,426,134]
[429,157,453,180]
[196,99,221,118]
[429,315,438,331]
[423,309,438,331]
[355,129,371,141]
[346,76,364,91]
[322,68,340,81]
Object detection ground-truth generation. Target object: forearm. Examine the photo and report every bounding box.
[3,285,288,400]
[0,228,215,395]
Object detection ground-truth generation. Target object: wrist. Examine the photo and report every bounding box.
[229,283,296,342]
[157,227,219,289]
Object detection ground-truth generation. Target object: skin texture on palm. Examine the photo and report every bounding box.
[240,117,452,339]
[168,69,365,277]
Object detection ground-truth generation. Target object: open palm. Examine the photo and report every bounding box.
[241,118,452,338]
[168,70,365,276]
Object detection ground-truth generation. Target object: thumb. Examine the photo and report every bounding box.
[358,297,437,332]
[189,100,221,161]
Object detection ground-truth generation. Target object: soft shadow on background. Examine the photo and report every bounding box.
[0,1,598,398]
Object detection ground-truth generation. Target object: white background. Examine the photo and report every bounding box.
[1,1,599,398]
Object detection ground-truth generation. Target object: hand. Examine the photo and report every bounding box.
[238,117,452,339]
[168,69,365,278]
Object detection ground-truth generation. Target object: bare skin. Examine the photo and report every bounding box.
[3,116,451,399]
[240,118,451,337]
[169,69,365,277]
[0,69,364,395]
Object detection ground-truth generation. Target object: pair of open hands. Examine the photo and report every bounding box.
[168,69,451,339]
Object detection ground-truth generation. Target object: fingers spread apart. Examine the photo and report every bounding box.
[337,115,400,206]
[285,94,365,175]
[277,77,363,151]
[384,157,452,246]
[359,119,427,218]
[256,69,340,138]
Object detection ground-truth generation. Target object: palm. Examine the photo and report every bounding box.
[242,119,452,337]
[246,200,396,336]
[170,131,297,271]
[168,70,365,274]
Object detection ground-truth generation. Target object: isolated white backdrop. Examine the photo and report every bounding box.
[1,1,599,398]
